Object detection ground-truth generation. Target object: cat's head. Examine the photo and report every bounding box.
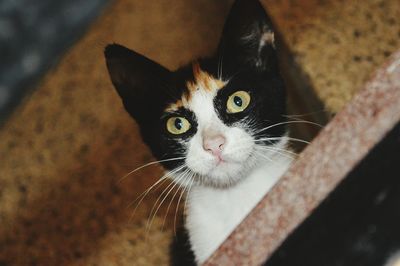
[105,0,287,188]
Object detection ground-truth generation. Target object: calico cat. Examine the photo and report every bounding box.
[105,0,293,264]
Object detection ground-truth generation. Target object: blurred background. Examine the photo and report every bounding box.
[0,0,109,124]
[0,0,399,265]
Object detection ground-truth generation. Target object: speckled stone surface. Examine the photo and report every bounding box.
[205,51,400,266]
[265,0,400,113]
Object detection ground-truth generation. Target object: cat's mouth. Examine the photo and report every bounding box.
[215,153,245,165]
[213,157,242,169]
[211,157,233,169]
[188,150,255,186]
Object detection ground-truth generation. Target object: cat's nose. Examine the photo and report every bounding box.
[203,134,226,157]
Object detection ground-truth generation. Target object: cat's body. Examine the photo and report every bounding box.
[105,0,293,264]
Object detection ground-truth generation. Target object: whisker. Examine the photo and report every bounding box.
[147,172,184,225]
[118,156,186,183]
[285,117,324,128]
[127,164,185,209]
[283,110,328,118]
[254,120,323,136]
[254,149,295,166]
[256,136,311,145]
[174,173,195,236]
[146,169,189,237]
[254,150,274,163]
[257,144,298,157]
[161,185,183,231]
[183,175,196,217]
[161,171,192,230]
[257,146,296,161]
[219,53,224,80]
[127,164,186,222]
[127,176,169,223]
[218,54,221,79]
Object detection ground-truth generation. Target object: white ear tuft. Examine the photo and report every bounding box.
[260,31,275,49]
[386,251,400,266]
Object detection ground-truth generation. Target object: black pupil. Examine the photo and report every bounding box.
[234,96,243,107]
[175,118,183,130]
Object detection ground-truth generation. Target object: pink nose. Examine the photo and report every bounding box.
[203,134,226,157]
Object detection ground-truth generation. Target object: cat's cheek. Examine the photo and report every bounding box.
[222,127,254,162]
[186,152,216,176]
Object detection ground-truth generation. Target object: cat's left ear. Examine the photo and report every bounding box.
[217,0,278,72]
[104,44,172,123]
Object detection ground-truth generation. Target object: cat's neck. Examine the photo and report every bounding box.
[185,153,293,264]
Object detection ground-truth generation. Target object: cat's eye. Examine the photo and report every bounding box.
[226,91,251,113]
[166,117,191,135]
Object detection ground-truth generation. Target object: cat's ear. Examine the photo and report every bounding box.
[217,0,278,72]
[104,44,172,122]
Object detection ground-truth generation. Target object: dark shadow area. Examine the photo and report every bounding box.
[266,122,400,266]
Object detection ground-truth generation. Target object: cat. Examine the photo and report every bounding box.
[104,0,293,264]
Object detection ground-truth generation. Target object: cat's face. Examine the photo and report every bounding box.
[105,0,287,188]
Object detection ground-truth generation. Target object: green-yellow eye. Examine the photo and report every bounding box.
[166,117,191,135]
[226,91,251,113]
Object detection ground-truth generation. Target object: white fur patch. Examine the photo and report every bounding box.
[261,31,275,49]
[186,140,292,264]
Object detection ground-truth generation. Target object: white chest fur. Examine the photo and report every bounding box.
[185,155,293,264]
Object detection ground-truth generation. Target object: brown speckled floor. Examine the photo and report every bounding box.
[0,0,399,265]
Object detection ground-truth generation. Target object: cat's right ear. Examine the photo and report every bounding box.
[217,0,279,73]
[104,44,172,123]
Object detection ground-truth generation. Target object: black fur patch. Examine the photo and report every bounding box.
[170,226,196,266]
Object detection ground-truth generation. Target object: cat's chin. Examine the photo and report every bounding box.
[168,155,255,189]
[191,157,258,189]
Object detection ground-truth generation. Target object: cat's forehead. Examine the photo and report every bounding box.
[165,62,226,112]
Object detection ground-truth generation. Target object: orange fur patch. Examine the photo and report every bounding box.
[165,100,183,112]
[188,62,225,93]
[164,62,226,112]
